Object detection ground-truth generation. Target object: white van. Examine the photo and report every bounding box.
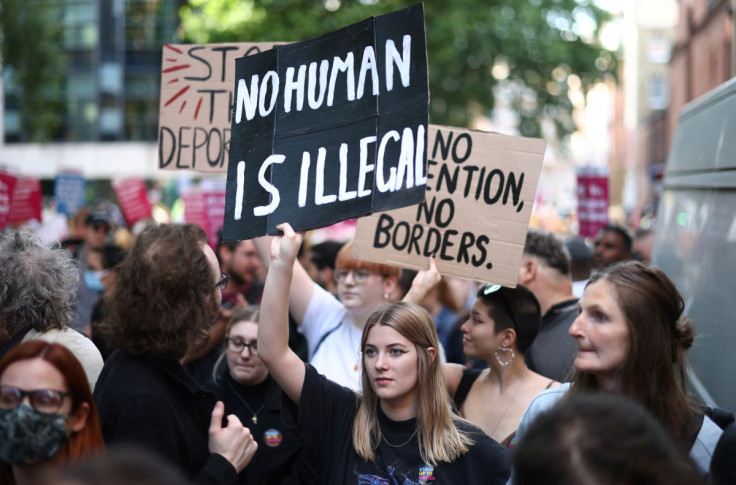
[654,76,736,411]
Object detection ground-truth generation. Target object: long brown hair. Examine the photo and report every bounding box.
[0,341,105,463]
[568,261,699,441]
[353,302,473,465]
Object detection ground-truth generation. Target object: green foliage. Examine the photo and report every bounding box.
[0,0,67,142]
[179,0,615,139]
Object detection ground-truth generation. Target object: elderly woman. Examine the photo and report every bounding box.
[513,261,722,477]
[0,228,103,388]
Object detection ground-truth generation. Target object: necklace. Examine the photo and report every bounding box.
[226,378,265,425]
[382,429,418,448]
[483,366,527,439]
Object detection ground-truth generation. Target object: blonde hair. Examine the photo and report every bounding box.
[211,305,261,383]
[353,302,474,465]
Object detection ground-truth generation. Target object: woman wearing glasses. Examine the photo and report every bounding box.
[254,237,402,391]
[205,306,317,485]
[444,284,559,447]
[0,340,104,485]
[258,223,509,484]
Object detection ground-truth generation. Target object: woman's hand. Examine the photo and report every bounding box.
[403,257,442,304]
[270,222,302,269]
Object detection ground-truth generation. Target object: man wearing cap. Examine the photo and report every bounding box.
[72,210,112,335]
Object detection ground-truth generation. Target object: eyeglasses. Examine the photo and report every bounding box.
[0,386,78,414]
[226,338,257,354]
[334,269,373,284]
[215,273,230,290]
[480,283,518,331]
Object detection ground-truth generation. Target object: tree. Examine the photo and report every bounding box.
[179,0,615,140]
[0,0,67,142]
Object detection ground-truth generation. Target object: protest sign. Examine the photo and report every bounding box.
[181,186,226,249]
[158,42,280,172]
[353,125,546,287]
[222,4,429,241]
[112,177,152,226]
[0,172,18,230]
[577,168,609,238]
[55,172,86,217]
[8,177,42,225]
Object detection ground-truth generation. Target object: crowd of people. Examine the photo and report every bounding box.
[0,210,734,485]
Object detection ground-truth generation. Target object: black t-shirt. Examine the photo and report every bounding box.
[282,364,509,484]
[204,372,319,485]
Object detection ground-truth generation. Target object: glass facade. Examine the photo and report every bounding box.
[3,0,179,143]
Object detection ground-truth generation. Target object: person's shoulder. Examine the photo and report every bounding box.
[526,382,570,413]
[454,419,506,456]
[452,420,509,481]
[696,415,724,449]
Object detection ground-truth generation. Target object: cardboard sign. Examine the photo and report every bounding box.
[158,42,280,172]
[222,4,429,241]
[577,170,609,238]
[0,172,18,230]
[8,176,42,225]
[353,125,546,287]
[54,172,86,217]
[112,177,152,226]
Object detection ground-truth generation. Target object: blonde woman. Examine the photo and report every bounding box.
[258,223,508,484]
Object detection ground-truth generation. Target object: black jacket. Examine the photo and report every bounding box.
[94,349,239,485]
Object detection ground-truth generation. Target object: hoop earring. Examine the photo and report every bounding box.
[495,346,515,367]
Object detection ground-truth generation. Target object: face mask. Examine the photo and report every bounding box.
[84,271,104,293]
[0,404,70,466]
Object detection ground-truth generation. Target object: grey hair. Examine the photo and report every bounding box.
[0,227,79,334]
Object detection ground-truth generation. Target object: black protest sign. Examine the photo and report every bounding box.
[353,125,546,287]
[222,4,428,241]
[158,42,280,172]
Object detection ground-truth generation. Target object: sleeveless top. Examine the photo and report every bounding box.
[453,368,554,448]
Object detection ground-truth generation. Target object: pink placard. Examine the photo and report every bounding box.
[8,176,42,225]
[112,177,152,226]
[0,172,18,230]
[577,173,609,238]
[203,188,226,248]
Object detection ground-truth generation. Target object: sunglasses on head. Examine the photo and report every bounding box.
[479,283,518,331]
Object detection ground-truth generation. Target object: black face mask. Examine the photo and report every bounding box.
[0,404,70,465]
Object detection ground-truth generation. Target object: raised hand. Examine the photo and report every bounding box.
[270,222,302,269]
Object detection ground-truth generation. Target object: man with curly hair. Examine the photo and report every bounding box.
[0,227,104,389]
[93,223,257,485]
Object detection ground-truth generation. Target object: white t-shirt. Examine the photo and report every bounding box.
[300,283,363,391]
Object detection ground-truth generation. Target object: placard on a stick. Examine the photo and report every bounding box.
[353,125,546,287]
[158,42,280,172]
[222,4,429,241]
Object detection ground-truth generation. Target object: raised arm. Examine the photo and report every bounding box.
[402,257,442,305]
[257,223,306,404]
[253,235,315,323]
